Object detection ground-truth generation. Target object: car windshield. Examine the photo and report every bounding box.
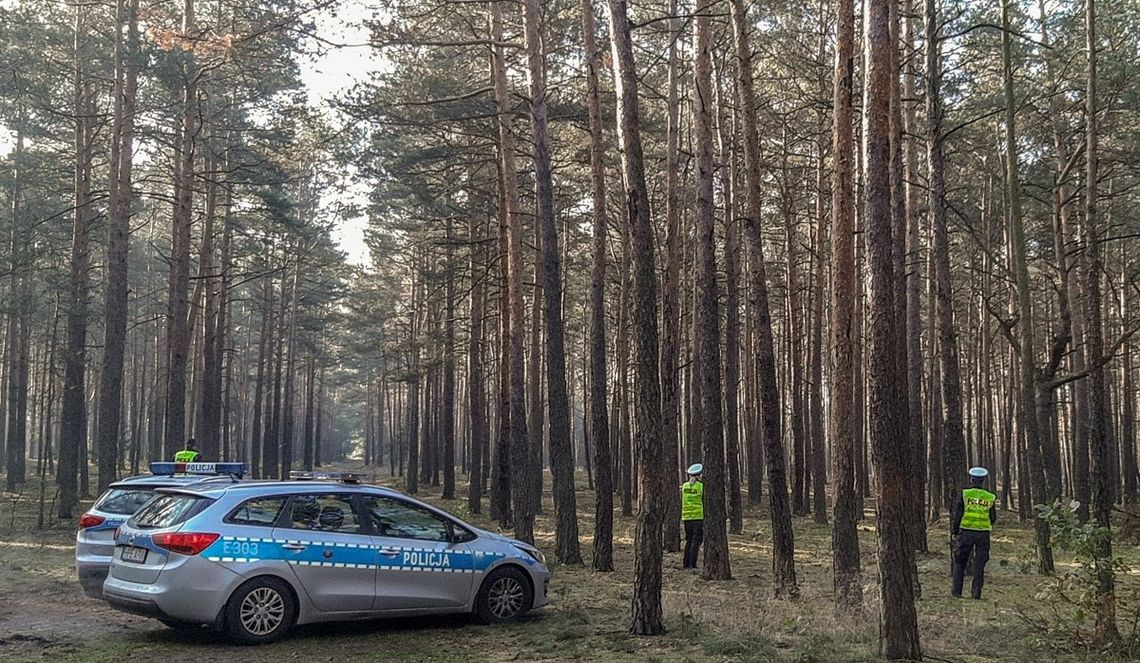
[129,494,206,529]
[93,488,158,516]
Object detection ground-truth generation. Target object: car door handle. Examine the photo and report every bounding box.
[379,547,400,557]
[282,543,307,552]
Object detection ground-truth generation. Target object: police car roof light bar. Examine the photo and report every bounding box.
[289,470,366,484]
[150,461,247,479]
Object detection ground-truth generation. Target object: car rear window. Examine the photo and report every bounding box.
[129,494,209,529]
[93,488,157,516]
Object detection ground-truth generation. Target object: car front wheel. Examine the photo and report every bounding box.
[224,576,296,645]
[475,566,533,624]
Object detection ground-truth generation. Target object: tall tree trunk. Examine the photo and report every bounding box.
[443,217,457,499]
[527,252,542,512]
[468,211,489,513]
[865,0,921,656]
[604,0,665,634]
[830,0,862,609]
[1001,0,1052,574]
[95,0,138,490]
[659,0,684,555]
[782,157,808,515]
[491,146,512,527]
[303,357,315,470]
[925,0,966,518]
[280,268,298,477]
[716,62,743,537]
[264,267,287,479]
[164,0,197,458]
[59,5,95,515]
[582,0,614,571]
[1084,0,1118,643]
[693,0,730,580]
[5,126,28,493]
[729,0,798,597]
[617,229,633,517]
[809,139,829,526]
[903,0,926,552]
[490,0,532,543]
[250,272,271,478]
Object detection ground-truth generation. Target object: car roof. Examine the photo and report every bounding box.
[107,475,229,490]
[160,480,407,500]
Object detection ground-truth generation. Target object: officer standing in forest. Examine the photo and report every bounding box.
[681,463,704,569]
[951,466,997,599]
[174,438,200,463]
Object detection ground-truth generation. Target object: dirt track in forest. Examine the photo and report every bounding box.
[2,471,1137,662]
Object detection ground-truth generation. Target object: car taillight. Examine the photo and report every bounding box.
[151,532,220,556]
[79,513,105,529]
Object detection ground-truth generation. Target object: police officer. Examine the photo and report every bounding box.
[951,466,997,599]
[174,438,200,463]
[681,463,704,569]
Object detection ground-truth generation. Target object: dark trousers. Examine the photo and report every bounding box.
[683,519,704,568]
[952,529,991,599]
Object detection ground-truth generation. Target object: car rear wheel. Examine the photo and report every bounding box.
[224,577,296,645]
[475,566,532,624]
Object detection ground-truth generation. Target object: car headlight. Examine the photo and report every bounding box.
[516,544,546,565]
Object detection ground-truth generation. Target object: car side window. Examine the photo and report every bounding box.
[285,494,360,534]
[362,496,450,542]
[226,496,287,527]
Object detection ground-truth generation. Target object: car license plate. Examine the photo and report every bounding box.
[121,546,148,564]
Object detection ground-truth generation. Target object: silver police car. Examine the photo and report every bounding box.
[76,462,247,598]
[102,473,551,644]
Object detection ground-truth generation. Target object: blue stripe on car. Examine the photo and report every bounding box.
[200,537,505,573]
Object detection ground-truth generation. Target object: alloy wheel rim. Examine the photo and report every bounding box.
[239,586,286,636]
[488,576,524,619]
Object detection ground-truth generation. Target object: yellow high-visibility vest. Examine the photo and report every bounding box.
[961,488,995,531]
[681,481,704,521]
[174,449,200,463]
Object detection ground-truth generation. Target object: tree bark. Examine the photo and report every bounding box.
[716,60,743,537]
[468,211,489,513]
[582,0,613,572]
[443,217,457,499]
[903,0,926,552]
[925,0,966,518]
[1001,0,1052,574]
[693,0,730,580]
[604,0,665,634]
[659,0,684,555]
[490,0,532,544]
[830,0,862,609]
[1084,0,1118,643]
[164,0,197,458]
[95,0,138,490]
[865,0,922,656]
[729,0,798,597]
[59,4,95,515]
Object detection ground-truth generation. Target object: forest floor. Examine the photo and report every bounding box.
[1,467,1139,662]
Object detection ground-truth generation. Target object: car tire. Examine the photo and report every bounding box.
[224,576,296,645]
[475,566,533,624]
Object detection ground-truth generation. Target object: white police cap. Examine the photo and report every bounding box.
[687,463,703,475]
[968,466,989,478]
